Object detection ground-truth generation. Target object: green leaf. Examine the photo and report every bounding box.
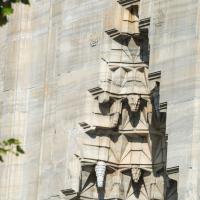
[16,145,25,154]
[0,0,30,26]
[3,140,9,145]
[0,14,8,26]
[7,138,20,145]
[0,155,3,162]
[0,147,8,155]
[2,7,14,16]
[20,0,30,5]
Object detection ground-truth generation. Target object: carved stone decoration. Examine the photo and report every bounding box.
[102,37,149,66]
[167,179,178,200]
[80,93,150,134]
[80,133,152,166]
[151,82,160,119]
[105,0,140,39]
[73,167,164,200]
[131,167,141,183]
[100,64,149,94]
[63,1,168,199]
[166,167,179,200]
[95,161,106,188]
[98,92,110,104]
[128,95,140,112]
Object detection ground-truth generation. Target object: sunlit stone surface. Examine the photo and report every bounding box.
[0,0,199,200]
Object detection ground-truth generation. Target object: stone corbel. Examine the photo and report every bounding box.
[95,161,106,188]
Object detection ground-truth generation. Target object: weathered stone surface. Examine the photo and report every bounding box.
[149,0,200,200]
[63,0,166,199]
[0,0,199,199]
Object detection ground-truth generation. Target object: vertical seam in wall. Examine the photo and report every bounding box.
[36,0,53,199]
[188,2,200,199]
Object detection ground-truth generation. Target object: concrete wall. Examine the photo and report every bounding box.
[0,0,200,199]
[0,0,112,199]
[149,0,200,199]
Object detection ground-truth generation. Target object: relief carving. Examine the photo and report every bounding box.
[131,167,141,183]
[105,0,140,39]
[81,133,152,166]
[81,93,150,134]
[63,1,168,199]
[100,63,149,95]
[70,166,164,200]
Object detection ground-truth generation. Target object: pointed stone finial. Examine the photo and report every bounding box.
[131,168,141,183]
[95,161,106,188]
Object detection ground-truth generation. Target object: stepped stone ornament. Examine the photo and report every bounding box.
[105,0,140,39]
[63,0,169,199]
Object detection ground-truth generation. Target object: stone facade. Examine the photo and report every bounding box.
[0,0,199,199]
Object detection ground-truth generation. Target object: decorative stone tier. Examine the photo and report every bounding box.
[105,0,140,39]
[63,0,167,199]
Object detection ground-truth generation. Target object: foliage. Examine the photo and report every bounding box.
[0,0,30,26]
[0,1,27,162]
[0,138,25,162]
